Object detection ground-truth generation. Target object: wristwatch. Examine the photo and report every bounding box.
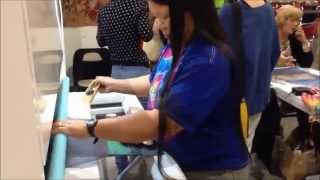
[86,119,99,144]
[86,118,98,138]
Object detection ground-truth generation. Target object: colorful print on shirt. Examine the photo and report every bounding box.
[147,46,173,109]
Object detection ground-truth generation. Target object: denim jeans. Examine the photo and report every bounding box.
[111,65,150,173]
[111,65,150,79]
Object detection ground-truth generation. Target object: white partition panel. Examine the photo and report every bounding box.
[1,0,65,179]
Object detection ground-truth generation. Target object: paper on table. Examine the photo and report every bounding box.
[273,67,319,83]
[68,92,144,119]
[68,92,91,119]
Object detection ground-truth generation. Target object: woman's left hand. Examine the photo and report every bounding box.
[294,26,307,44]
[51,120,90,138]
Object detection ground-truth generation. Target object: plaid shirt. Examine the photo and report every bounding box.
[97,0,153,66]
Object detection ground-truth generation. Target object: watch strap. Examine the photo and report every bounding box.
[86,119,98,137]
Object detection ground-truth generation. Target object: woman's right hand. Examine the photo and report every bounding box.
[152,18,161,35]
[93,76,116,93]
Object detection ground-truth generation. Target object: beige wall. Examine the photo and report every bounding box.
[63,26,163,71]
[64,26,99,72]
[1,1,44,179]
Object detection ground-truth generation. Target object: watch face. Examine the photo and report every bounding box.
[86,118,98,138]
[87,119,95,126]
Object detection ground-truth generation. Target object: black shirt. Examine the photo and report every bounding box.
[97,0,153,66]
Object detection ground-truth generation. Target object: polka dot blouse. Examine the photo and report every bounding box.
[97,0,153,66]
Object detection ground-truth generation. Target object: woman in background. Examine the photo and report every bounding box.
[275,4,314,142]
[276,5,313,67]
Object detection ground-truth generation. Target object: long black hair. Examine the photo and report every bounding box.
[149,0,246,177]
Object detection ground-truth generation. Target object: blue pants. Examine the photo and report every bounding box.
[112,65,149,108]
[111,65,149,79]
[111,65,149,173]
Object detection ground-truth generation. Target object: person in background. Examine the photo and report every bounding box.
[275,4,313,144]
[253,5,315,169]
[96,0,153,79]
[53,0,250,179]
[96,0,153,173]
[276,5,313,67]
[219,0,280,152]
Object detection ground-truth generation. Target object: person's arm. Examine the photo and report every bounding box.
[290,28,314,68]
[51,110,158,143]
[96,75,150,97]
[137,0,153,42]
[277,50,296,67]
[52,109,182,143]
[96,10,107,47]
[95,109,159,143]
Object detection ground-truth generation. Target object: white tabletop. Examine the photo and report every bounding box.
[68,92,143,119]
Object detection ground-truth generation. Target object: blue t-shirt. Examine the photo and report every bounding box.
[148,37,248,171]
[219,2,280,115]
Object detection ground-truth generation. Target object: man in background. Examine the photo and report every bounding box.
[219,0,280,152]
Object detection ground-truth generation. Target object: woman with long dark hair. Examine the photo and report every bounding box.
[53,0,249,178]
